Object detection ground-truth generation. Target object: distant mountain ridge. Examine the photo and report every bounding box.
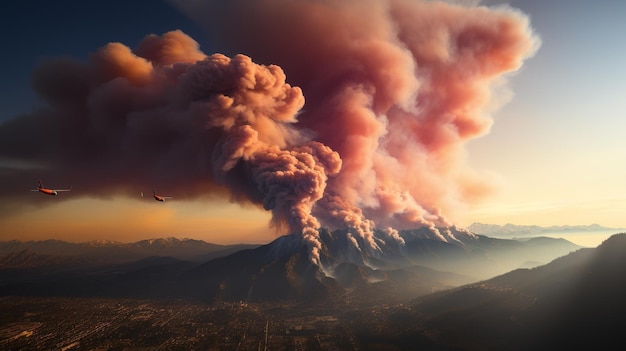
[468,222,623,236]
[0,249,93,270]
[0,226,583,304]
[0,237,260,268]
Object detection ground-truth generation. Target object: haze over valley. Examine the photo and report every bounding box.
[2,230,626,349]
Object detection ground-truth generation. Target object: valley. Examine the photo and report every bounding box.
[2,230,624,350]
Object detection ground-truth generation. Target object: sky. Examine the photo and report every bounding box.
[0,0,624,246]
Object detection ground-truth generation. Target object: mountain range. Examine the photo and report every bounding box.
[0,237,260,269]
[0,226,583,304]
[349,233,626,350]
[4,228,626,348]
[468,222,623,236]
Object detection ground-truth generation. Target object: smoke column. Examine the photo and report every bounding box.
[171,0,540,247]
[0,0,539,263]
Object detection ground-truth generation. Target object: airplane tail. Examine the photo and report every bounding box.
[38,180,43,188]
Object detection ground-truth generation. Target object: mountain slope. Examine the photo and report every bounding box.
[0,227,585,305]
[372,233,626,350]
[0,249,92,270]
[167,227,582,303]
[180,235,342,303]
[0,238,260,266]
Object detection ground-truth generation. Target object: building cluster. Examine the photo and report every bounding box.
[0,296,361,350]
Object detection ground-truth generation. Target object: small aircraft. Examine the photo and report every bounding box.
[141,189,173,202]
[30,180,72,196]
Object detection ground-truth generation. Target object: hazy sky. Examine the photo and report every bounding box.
[465,0,626,227]
[0,0,624,244]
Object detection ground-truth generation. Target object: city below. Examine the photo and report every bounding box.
[0,296,372,351]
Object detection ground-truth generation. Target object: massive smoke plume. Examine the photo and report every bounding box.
[0,0,539,263]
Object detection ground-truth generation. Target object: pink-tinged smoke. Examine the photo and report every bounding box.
[0,0,540,263]
[172,0,540,237]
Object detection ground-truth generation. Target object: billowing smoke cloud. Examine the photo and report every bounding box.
[0,0,539,263]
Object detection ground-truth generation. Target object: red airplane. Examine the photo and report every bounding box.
[141,189,173,202]
[30,180,72,196]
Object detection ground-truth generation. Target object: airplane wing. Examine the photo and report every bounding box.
[53,186,72,192]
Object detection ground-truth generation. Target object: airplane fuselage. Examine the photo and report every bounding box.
[39,188,58,195]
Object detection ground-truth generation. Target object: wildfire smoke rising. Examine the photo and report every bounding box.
[0,0,539,263]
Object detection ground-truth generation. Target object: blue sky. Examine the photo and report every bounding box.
[0,0,210,120]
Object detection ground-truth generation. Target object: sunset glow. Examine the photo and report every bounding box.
[1,0,625,247]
